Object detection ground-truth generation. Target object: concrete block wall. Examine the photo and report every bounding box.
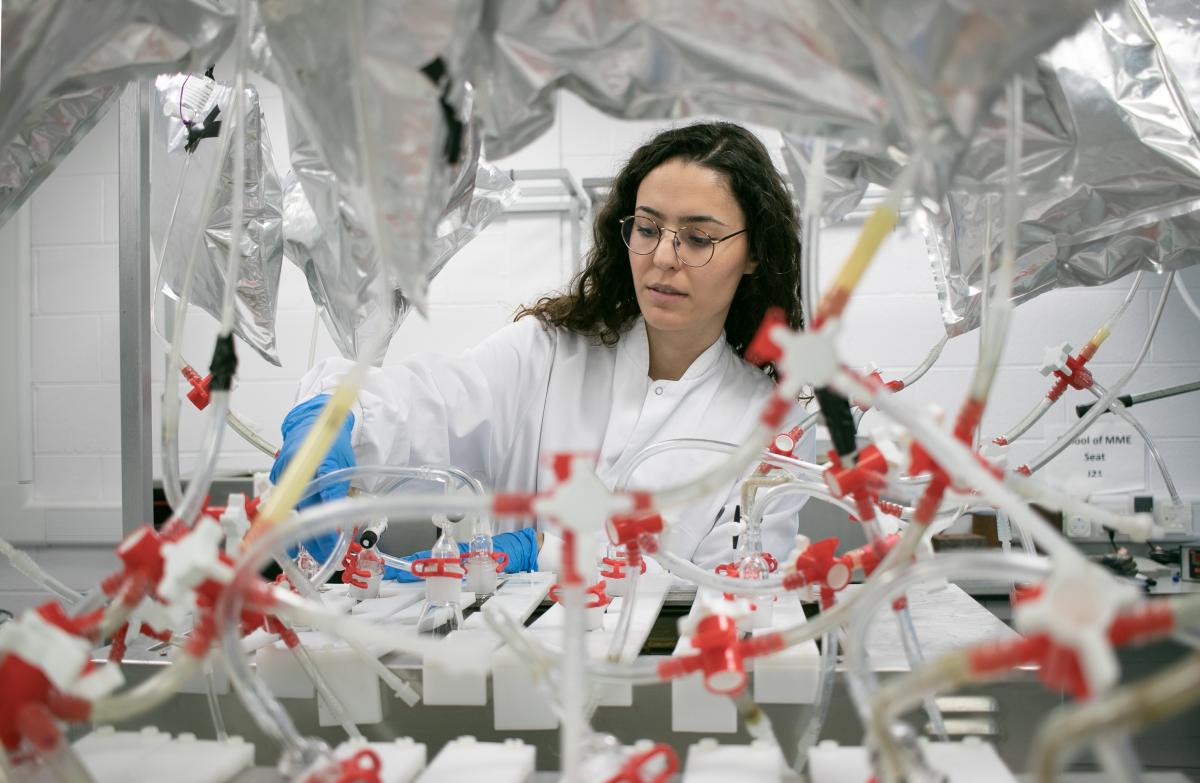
[3,83,1199,614]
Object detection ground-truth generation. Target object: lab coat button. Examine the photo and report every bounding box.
[654,386,664,396]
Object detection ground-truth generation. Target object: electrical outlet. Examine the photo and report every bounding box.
[1157,500,1194,535]
[1066,515,1092,539]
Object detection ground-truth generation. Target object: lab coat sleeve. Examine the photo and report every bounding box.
[685,425,818,570]
[294,317,555,487]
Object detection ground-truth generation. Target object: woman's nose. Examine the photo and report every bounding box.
[651,232,681,270]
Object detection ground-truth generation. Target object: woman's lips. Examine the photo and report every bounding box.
[646,285,687,304]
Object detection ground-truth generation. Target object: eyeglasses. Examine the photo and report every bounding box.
[619,215,747,268]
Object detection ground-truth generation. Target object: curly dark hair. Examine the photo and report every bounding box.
[516,121,803,378]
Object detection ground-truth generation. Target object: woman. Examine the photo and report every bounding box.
[273,121,812,577]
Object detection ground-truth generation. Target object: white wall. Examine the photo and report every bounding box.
[3,83,1200,613]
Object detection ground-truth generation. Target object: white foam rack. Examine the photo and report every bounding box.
[246,572,824,736]
[671,588,821,734]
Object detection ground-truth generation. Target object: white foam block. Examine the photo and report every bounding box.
[670,590,737,734]
[415,736,535,783]
[751,595,820,704]
[73,728,254,783]
[524,574,670,708]
[333,739,426,783]
[491,643,558,730]
[423,628,501,706]
[683,739,783,783]
[179,650,230,695]
[311,644,383,726]
[255,638,315,699]
[808,740,1018,783]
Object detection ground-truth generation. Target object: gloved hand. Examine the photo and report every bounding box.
[269,394,356,566]
[387,527,539,582]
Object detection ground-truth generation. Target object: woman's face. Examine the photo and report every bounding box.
[629,158,756,343]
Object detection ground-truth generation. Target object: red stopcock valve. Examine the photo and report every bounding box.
[181,365,213,410]
[605,743,680,783]
[757,424,806,475]
[307,748,383,783]
[658,600,785,696]
[1040,342,1095,401]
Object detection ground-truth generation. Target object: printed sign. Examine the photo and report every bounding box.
[1043,419,1147,496]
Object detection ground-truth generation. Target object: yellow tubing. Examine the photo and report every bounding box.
[816,203,898,322]
[248,382,361,539]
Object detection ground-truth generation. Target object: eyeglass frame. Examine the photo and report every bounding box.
[618,214,748,268]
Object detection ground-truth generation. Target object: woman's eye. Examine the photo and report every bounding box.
[687,234,713,248]
[636,226,658,238]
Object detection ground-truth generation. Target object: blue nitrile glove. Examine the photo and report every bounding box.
[269,394,356,566]
[386,526,539,582]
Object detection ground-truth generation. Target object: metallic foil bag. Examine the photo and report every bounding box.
[151,73,284,365]
[283,105,519,365]
[0,0,234,151]
[928,0,1200,335]
[0,86,120,229]
[257,0,479,317]
[466,0,887,160]
[827,0,1105,198]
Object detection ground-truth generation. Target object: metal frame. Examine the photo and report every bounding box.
[582,176,914,225]
[506,168,589,274]
[118,80,154,536]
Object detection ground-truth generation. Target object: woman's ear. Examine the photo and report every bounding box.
[744,258,759,275]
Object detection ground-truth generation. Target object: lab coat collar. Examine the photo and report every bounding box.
[619,317,729,384]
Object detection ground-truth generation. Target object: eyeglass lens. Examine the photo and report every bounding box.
[621,215,715,266]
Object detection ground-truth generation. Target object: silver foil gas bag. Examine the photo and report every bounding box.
[257,0,479,317]
[151,73,285,365]
[927,0,1200,335]
[282,107,518,365]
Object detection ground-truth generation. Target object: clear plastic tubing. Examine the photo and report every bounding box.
[605,564,640,662]
[842,551,1052,719]
[794,632,838,772]
[226,409,279,457]
[298,464,488,582]
[0,536,83,605]
[90,654,203,724]
[835,369,1081,564]
[165,391,232,528]
[160,72,240,514]
[1028,272,1174,474]
[651,374,807,510]
[999,270,1144,446]
[616,437,824,495]
[162,0,250,532]
[800,137,826,325]
[900,334,948,391]
[217,0,249,336]
[1089,381,1181,504]
[217,493,493,748]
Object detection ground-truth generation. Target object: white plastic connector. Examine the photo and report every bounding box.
[1014,560,1139,696]
[772,326,839,387]
[870,424,912,474]
[533,456,634,569]
[158,517,234,607]
[1039,342,1073,377]
[219,494,250,558]
[0,610,90,690]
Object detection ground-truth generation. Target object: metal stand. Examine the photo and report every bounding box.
[118,80,154,536]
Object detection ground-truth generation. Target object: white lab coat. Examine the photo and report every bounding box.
[297,316,813,570]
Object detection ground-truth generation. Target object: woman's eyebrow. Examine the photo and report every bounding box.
[635,205,727,226]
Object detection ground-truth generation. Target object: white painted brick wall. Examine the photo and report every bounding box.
[4,83,1200,614]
